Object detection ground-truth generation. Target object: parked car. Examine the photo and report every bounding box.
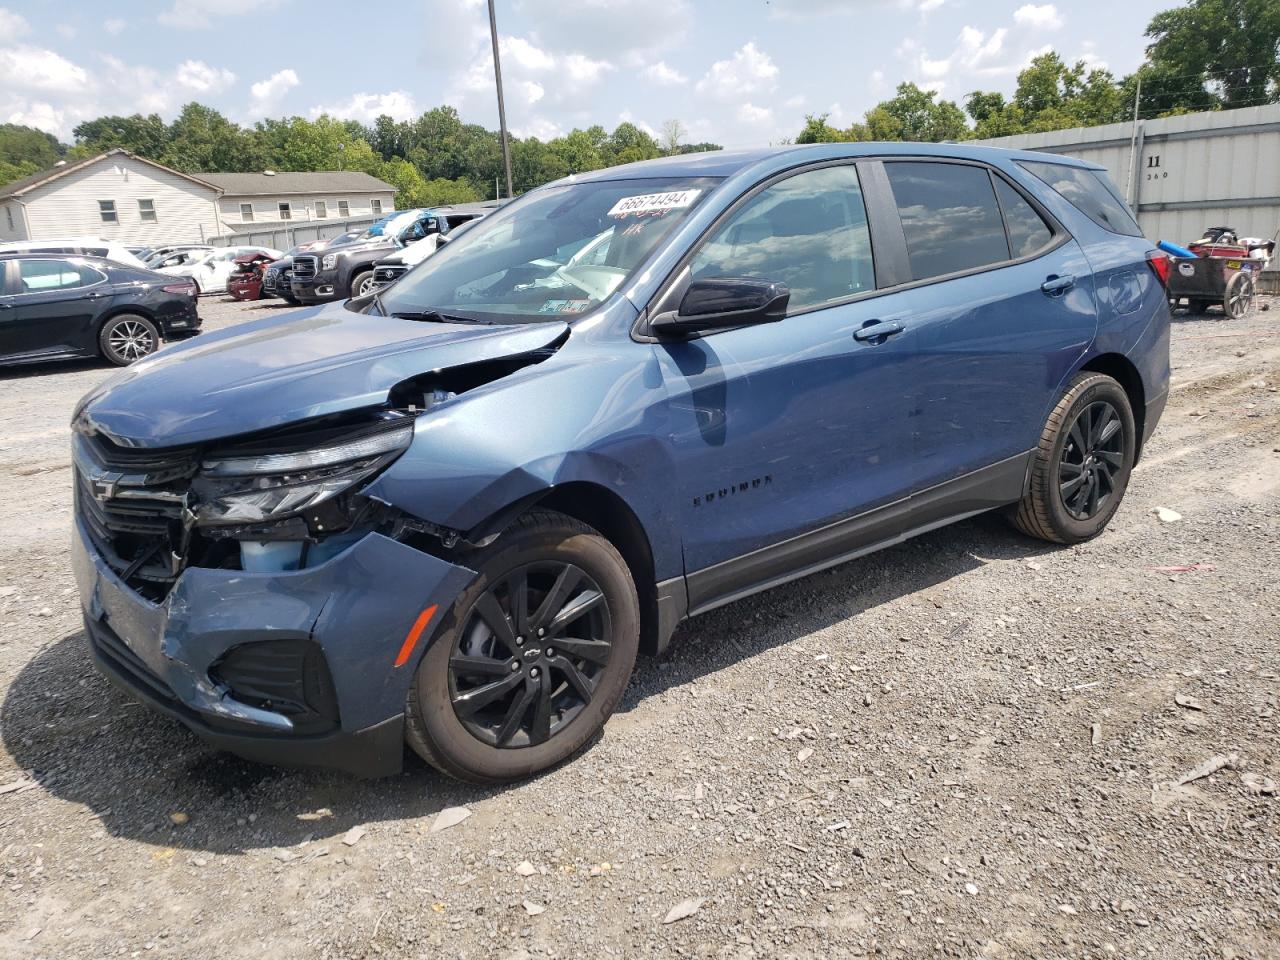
[0,253,199,366]
[227,252,277,301]
[0,238,147,269]
[260,256,297,304]
[370,217,483,291]
[159,245,283,294]
[144,245,213,268]
[71,143,1170,781]
[290,208,487,303]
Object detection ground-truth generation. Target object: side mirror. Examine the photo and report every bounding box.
[651,277,790,336]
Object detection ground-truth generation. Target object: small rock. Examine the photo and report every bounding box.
[1241,771,1276,796]
[1059,904,1078,915]
[1118,899,1136,913]
[964,883,979,896]
[168,812,188,826]
[341,825,367,846]
[430,806,472,834]
[515,861,537,877]
[1174,693,1203,711]
[522,900,546,916]
[34,607,52,618]
[796,747,814,763]
[1090,723,1102,746]
[296,807,333,821]
[1154,507,1182,523]
[662,898,704,924]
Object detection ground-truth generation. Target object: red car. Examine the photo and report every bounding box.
[226,252,277,301]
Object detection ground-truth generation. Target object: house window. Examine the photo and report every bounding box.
[337,199,350,218]
[138,199,157,223]
[315,200,327,219]
[278,202,292,220]
[4,206,12,231]
[371,199,383,216]
[240,203,254,222]
[98,200,117,223]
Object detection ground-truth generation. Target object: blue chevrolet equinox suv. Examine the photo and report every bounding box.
[71,144,1170,781]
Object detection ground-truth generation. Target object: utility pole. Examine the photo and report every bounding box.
[488,0,515,200]
[1124,77,1141,206]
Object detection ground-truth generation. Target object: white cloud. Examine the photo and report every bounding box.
[159,0,284,29]
[175,59,236,94]
[737,102,773,125]
[916,0,945,14]
[55,24,76,40]
[696,42,780,100]
[643,61,687,86]
[512,0,692,58]
[249,68,299,116]
[0,46,89,94]
[0,8,30,37]
[104,18,127,35]
[561,53,613,85]
[1013,4,1063,30]
[310,90,419,123]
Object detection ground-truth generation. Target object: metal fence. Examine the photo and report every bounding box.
[975,103,1280,283]
[208,215,381,250]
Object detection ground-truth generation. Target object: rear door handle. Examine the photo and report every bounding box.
[853,319,905,342]
[1041,275,1075,296]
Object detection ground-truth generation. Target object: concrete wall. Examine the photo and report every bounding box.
[975,104,1280,276]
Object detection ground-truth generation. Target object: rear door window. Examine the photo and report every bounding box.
[884,161,1009,281]
[17,259,86,293]
[689,164,875,312]
[1018,160,1143,237]
[993,178,1054,258]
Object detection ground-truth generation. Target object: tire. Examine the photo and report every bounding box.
[1008,372,1136,545]
[405,510,640,784]
[1223,273,1254,319]
[98,313,160,366]
[281,292,300,306]
[350,270,375,299]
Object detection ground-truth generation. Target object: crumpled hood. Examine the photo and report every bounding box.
[77,303,569,447]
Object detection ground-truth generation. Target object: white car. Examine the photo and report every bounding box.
[0,237,147,269]
[144,244,213,268]
[159,245,283,294]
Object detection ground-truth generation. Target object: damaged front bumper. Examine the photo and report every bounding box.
[73,518,475,777]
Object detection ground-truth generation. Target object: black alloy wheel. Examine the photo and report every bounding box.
[99,313,159,366]
[1058,400,1124,520]
[449,561,612,748]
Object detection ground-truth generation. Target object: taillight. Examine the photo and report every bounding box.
[1146,250,1172,288]
[162,282,196,296]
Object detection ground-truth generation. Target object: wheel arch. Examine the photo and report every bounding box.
[95,305,160,340]
[1078,352,1147,460]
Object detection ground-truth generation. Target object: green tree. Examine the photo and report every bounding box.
[866,83,968,142]
[548,129,605,174]
[1145,0,1280,110]
[0,123,64,167]
[162,103,262,172]
[607,122,660,164]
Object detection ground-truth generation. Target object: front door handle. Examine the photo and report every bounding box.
[1041,275,1075,296]
[853,319,905,342]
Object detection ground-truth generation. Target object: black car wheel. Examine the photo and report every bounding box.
[406,510,639,783]
[351,270,375,299]
[99,314,160,366]
[1009,372,1136,544]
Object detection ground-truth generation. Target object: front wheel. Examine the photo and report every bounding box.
[406,510,639,783]
[1224,272,1254,319]
[350,270,375,299]
[1008,372,1136,544]
[98,313,160,366]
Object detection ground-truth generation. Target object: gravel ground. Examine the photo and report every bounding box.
[0,292,1277,959]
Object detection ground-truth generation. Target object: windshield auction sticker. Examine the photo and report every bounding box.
[607,190,701,219]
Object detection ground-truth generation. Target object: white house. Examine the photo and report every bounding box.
[0,149,397,245]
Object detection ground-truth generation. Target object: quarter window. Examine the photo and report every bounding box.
[689,165,875,312]
[138,198,157,223]
[884,162,1008,281]
[17,259,86,292]
[98,200,118,224]
[994,178,1053,258]
[371,199,383,216]
[1019,160,1143,238]
[338,199,350,218]
[240,203,254,222]
[315,200,328,218]
[278,202,292,220]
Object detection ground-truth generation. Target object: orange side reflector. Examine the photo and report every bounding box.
[394,604,438,668]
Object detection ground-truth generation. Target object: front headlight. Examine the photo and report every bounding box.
[321,253,337,270]
[192,421,413,525]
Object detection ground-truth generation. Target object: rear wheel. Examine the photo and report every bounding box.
[98,313,159,366]
[1009,372,1136,544]
[406,510,639,783]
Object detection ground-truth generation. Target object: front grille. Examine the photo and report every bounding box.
[74,432,199,598]
[292,255,317,281]
[372,264,407,287]
[262,267,278,293]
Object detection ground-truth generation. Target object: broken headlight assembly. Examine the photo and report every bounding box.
[192,420,414,526]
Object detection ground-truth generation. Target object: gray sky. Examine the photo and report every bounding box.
[0,0,1169,146]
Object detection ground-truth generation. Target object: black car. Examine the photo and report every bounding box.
[0,254,201,367]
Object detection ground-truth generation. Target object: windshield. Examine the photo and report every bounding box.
[361,210,422,241]
[378,177,719,323]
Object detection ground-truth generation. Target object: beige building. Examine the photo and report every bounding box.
[0,149,395,245]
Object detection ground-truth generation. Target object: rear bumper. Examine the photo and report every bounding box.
[1142,389,1168,452]
[73,519,476,777]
